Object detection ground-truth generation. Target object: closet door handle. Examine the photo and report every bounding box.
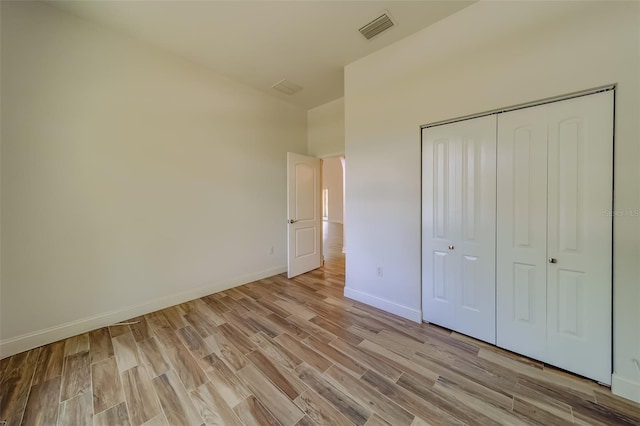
[549,258,558,264]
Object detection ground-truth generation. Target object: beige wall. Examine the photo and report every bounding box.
[345,1,640,402]
[308,98,345,158]
[322,157,343,224]
[1,2,307,356]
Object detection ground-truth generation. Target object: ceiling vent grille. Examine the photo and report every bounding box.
[272,79,303,95]
[359,12,395,40]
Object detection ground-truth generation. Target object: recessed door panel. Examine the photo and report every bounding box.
[295,164,316,221]
[461,138,477,242]
[434,140,451,240]
[295,227,317,258]
[461,255,479,310]
[423,248,456,330]
[513,128,533,247]
[556,120,581,253]
[554,270,585,338]
[433,251,449,302]
[513,263,536,323]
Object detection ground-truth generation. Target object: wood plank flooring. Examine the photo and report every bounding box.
[1,223,639,425]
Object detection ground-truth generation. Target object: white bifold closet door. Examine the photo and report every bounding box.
[422,115,497,344]
[496,91,613,384]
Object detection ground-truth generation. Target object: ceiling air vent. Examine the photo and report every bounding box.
[359,12,395,40]
[272,79,303,95]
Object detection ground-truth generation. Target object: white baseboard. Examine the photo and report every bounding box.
[612,372,640,403]
[344,286,422,323]
[0,266,286,359]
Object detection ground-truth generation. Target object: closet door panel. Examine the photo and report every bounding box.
[496,107,548,359]
[455,119,497,344]
[546,91,613,384]
[422,130,458,329]
[422,115,496,343]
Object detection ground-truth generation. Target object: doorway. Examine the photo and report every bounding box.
[322,156,345,263]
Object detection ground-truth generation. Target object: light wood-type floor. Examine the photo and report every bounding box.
[2,223,639,425]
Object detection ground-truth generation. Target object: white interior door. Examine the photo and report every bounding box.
[545,91,613,384]
[287,152,322,278]
[422,115,497,344]
[497,105,549,360]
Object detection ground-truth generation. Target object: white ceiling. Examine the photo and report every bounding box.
[48,1,475,110]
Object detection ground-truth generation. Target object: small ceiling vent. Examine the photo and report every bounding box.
[272,79,303,95]
[359,12,395,40]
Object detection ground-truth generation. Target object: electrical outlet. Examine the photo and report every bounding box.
[376,267,383,277]
[269,246,274,255]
